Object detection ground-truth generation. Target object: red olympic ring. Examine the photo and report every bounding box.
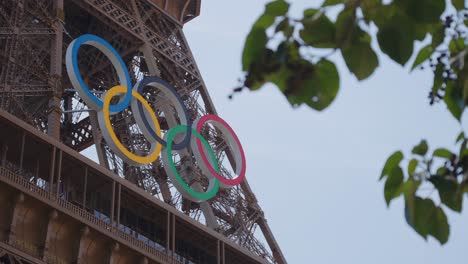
[195,115,246,186]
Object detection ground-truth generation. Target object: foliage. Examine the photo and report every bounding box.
[381,136,468,244]
[236,0,468,244]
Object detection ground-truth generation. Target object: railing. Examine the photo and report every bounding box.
[0,166,182,264]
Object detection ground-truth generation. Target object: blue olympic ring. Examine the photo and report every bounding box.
[69,34,133,112]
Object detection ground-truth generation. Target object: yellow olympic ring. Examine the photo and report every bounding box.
[102,85,162,164]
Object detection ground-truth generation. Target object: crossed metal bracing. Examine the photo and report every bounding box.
[0,1,286,263]
[0,0,54,132]
[0,248,35,264]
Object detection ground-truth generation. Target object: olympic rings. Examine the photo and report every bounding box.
[66,34,247,202]
[162,125,220,202]
[66,34,133,113]
[98,86,163,166]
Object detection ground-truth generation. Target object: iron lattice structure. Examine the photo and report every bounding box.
[0,0,286,263]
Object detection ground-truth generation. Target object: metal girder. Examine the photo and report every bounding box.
[0,240,45,264]
[0,28,55,36]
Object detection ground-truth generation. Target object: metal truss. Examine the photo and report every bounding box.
[0,1,286,263]
[0,242,38,264]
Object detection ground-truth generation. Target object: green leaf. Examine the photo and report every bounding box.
[335,9,356,48]
[245,40,323,96]
[342,40,379,80]
[265,41,302,93]
[432,64,444,93]
[373,4,397,28]
[322,0,343,6]
[412,22,435,41]
[402,178,421,235]
[464,78,468,106]
[452,0,465,10]
[456,132,465,143]
[408,158,418,177]
[361,0,382,23]
[460,139,468,158]
[266,43,296,90]
[303,8,319,18]
[436,166,449,176]
[384,166,404,206]
[305,59,340,110]
[403,178,422,217]
[267,66,292,92]
[431,24,445,49]
[244,48,280,90]
[429,175,462,212]
[406,195,450,244]
[404,178,421,197]
[444,81,464,121]
[377,16,414,65]
[411,44,433,71]
[433,148,453,159]
[449,38,465,55]
[337,12,378,80]
[380,151,404,180]
[430,206,449,245]
[300,10,337,48]
[265,0,290,17]
[275,17,292,35]
[396,0,445,24]
[405,197,436,239]
[285,59,340,110]
[252,14,276,30]
[460,68,468,106]
[412,140,428,156]
[242,28,268,71]
[457,62,468,109]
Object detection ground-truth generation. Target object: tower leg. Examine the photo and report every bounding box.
[48,0,64,140]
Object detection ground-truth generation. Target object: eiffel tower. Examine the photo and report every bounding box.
[0,0,286,263]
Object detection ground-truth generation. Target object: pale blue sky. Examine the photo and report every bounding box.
[182,1,468,263]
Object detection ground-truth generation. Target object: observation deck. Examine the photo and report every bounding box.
[0,110,264,264]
